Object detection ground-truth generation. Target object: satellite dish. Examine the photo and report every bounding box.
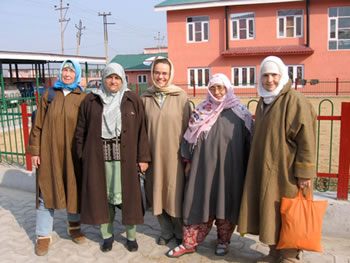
[143,56,166,66]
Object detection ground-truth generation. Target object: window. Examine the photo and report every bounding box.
[231,12,255,40]
[187,16,209,42]
[125,75,129,84]
[137,74,147,84]
[277,9,303,38]
[232,66,256,88]
[287,65,304,86]
[328,6,350,50]
[188,68,210,88]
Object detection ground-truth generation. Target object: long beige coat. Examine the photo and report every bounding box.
[238,81,317,245]
[141,90,191,217]
[26,88,86,213]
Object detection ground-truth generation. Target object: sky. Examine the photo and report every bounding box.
[0,0,168,59]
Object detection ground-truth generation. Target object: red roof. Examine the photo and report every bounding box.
[222,45,314,57]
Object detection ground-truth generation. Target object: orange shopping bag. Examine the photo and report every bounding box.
[277,188,328,253]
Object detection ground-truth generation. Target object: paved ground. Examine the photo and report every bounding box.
[0,164,349,262]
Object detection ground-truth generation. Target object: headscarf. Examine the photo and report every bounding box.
[143,57,183,97]
[183,73,253,146]
[54,59,83,91]
[258,56,289,104]
[92,62,130,138]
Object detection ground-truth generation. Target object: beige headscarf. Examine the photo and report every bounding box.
[143,57,183,96]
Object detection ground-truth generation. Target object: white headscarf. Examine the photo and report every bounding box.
[258,56,289,104]
[92,62,130,138]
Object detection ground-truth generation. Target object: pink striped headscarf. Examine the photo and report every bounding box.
[183,73,242,145]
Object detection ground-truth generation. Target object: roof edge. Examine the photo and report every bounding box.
[155,0,303,12]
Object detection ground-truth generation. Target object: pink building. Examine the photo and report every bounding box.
[155,0,350,96]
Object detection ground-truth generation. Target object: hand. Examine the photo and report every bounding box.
[32,155,41,169]
[298,178,311,189]
[185,162,191,176]
[138,162,149,173]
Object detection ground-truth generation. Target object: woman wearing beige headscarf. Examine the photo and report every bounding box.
[141,57,191,245]
[238,56,317,263]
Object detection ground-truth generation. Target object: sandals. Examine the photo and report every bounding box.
[215,243,229,256]
[167,244,195,258]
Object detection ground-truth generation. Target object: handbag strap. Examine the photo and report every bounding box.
[297,187,312,200]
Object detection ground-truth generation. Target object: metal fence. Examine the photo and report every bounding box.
[1,93,349,199]
[178,79,350,97]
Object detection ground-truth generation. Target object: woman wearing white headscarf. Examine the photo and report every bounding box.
[75,62,151,253]
[238,56,317,263]
[167,73,253,258]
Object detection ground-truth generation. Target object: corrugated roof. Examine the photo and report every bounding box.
[221,45,314,57]
[111,53,168,71]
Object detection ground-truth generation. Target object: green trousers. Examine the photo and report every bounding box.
[100,203,136,241]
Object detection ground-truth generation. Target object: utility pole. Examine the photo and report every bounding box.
[98,12,115,63]
[54,0,70,55]
[75,20,86,56]
[154,32,165,52]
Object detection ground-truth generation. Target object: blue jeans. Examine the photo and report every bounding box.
[36,193,80,237]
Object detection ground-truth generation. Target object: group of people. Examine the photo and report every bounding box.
[27,55,316,263]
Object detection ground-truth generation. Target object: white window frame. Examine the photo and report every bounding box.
[287,65,304,87]
[137,74,148,84]
[277,9,303,38]
[187,16,209,43]
[230,12,255,40]
[188,68,210,89]
[232,66,256,88]
[328,6,350,50]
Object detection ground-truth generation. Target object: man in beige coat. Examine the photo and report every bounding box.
[238,56,317,263]
[141,57,191,245]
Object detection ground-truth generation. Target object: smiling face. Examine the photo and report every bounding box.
[61,68,76,85]
[153,62,170,88]
[209,83,227,99]
[262,73,281,92]
[104,74,123,93]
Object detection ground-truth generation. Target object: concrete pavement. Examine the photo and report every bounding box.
[0,164,349,263]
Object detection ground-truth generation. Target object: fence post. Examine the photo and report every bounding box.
[337,102,350,200]
[336,77,339,96]
[21,103,32,171]
[136,84,139,95]
[294,78,298,91]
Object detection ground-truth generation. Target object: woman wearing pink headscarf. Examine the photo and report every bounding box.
[167,73,253,258]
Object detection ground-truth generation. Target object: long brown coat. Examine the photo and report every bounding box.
[26,88,86,213]
[75,91,151,225]
[141,90,191,217]
[238,81,317,245]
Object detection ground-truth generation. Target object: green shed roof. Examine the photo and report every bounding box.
[111,53,168,71]
[155,0,216,7]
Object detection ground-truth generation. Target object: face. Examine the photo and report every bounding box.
[104,74,123,93]
[153,62,170,88]
[262,73,281,92]
[209,83,227,99]
[61,68,76,85]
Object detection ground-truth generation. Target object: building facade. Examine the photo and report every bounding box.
[155,0,350,96]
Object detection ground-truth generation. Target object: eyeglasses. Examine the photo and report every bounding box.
[209,85,226,92]
[153,71,169,77]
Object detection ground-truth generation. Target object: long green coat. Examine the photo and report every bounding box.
[26,88,86,213]
[141,90,191,218]
[238,81,317,245]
